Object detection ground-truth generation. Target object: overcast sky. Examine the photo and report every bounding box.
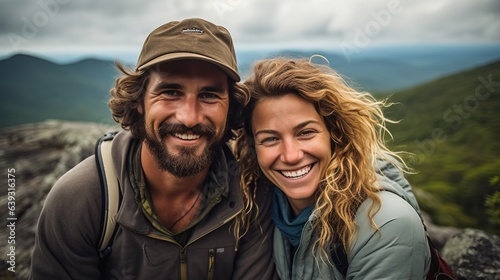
[1,0,499,63]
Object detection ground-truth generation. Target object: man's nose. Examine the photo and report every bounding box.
[176,96,203,128]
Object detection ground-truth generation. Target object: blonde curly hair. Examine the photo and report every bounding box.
[233,58,408,264]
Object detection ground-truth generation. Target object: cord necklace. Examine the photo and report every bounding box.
[168,190,202,230]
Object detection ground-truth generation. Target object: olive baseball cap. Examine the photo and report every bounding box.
[136,18,240,81]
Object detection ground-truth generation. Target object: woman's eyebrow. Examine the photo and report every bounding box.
[293,120,318,131]
[254,129,278,137]
[254,120,319,137]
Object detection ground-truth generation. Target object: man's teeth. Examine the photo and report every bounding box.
[174,133,201,140]
[281,165,312,178]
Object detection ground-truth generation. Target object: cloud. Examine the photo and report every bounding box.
[0,0,498,57]
[377,0,500,43]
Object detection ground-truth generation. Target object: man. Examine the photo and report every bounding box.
[30,18,276,279]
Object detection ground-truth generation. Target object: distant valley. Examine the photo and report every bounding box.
[1,47,499,233]
[1,44,499,128]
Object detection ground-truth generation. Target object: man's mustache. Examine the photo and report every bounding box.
[158,123,216,139]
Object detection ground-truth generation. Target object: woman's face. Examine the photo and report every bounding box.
[251,93,332,214]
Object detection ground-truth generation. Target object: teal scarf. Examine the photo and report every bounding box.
[272,188,314,247]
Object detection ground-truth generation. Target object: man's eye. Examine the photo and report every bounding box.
[200,92,219,99]
[163,90,181,96]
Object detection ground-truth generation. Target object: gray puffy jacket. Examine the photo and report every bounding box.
[273,158,431,279]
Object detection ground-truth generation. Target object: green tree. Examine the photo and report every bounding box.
[485,176,500,234]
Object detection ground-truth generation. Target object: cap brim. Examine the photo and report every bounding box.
[137,52,240,82]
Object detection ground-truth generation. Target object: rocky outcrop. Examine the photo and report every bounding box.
[0,120,118,280]
[0,120,498,279]
[442,228,500,280]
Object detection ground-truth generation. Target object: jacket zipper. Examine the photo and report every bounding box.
[207,249,215,280]
[146,208,242,280]
[180,248,187,280]
[291,220,313,279]
[184,208,242,246]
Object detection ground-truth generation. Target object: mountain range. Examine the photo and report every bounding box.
[0,54,118,128]
[1,45,500,128]
[238,44,500,92]
[0,49,499,232]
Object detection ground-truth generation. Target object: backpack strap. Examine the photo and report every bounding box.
[94,131,120,256]
[331,241,348,276]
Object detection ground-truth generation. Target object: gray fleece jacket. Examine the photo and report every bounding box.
[30,130,277,280]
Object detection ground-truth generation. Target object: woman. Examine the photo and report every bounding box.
[234,58,431,279]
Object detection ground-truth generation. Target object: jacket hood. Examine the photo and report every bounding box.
[374,157,421,215]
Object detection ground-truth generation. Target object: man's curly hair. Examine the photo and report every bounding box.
[108,61,249,142]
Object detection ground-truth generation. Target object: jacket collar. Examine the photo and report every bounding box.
[110,131,243,237]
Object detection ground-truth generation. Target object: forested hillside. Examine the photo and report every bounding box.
[0,54,117,128]
[1,53,498,233]
[385,60,500,233]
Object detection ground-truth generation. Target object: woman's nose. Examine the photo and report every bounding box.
[280,138,303,164]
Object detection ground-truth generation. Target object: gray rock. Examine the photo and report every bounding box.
[1,120,498,280]
[442,228,500,280]
[0,120,118,280]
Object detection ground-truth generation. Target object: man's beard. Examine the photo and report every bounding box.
[142,122,220,178]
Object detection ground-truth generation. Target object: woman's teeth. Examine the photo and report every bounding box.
[281,165,312,178]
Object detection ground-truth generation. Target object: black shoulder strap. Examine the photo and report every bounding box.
[94,131,120,257]
[331,241,349,276]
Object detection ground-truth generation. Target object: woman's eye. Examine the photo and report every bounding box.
[299,129,316,137]
[259,137,279,145]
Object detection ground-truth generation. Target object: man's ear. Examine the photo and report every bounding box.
[137,104,144,114]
